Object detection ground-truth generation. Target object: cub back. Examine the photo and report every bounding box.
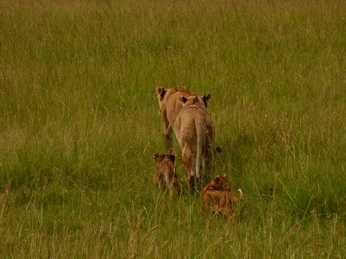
[153,154,179,196]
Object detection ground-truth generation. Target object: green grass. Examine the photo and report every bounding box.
[1,0,345,257]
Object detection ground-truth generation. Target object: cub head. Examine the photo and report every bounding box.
[203,175,231,192]
[154,154,175,165]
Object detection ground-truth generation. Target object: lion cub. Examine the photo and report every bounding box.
[153,154,179,196]
[202,175,243,217]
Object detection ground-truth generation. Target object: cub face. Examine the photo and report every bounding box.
[154,154,175,165]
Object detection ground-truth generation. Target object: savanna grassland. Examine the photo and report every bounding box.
[0,0,345,257]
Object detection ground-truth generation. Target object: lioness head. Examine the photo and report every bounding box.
[156,86,167,101]
[179,93,211,108]
[156,86,191,114]
[156,86,187,101]
[203,175,231,192]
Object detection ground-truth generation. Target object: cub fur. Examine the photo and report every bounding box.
[156,86,211,154]
[202,175,231,192]
[153,154,179,196]
[202,175,243,217]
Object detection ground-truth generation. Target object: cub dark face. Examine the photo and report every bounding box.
[154,154,175,164]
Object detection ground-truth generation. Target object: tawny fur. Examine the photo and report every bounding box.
[153,154,179,196]
[173,95,214,188]
[202,175,243,217]
[156,86,211,154]
[202,175,231,192]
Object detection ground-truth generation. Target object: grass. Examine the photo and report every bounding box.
[0,0,345,257]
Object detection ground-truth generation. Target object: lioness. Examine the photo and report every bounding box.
[202,175,243,217]
[173,95,215,189]
[156,86,211,154]
[153,154,179,196]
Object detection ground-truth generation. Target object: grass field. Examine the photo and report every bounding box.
[1,0,345,257]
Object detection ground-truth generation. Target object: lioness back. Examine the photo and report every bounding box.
[156,86,211,154]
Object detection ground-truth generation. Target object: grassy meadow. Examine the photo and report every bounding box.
[1,0,345,257]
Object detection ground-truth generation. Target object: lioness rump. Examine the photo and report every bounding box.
[173,95,215,189]
[202,175,243,217]
[156,86,211,154]
[153,154,179,196]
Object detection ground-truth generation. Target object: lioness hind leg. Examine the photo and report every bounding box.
[182,146,196,190]
[163,126,174,154]
[205,124,216,168]
[187,174,196,192]
[205,142,215,169]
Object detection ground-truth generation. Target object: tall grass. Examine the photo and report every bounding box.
[0,0,345,257]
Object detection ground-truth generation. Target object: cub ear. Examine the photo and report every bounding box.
[179,96,187,103]
[203,93,211,107]
[169,155,175,163]
[156,86,166,100]
[215,176,220,184]
[223,174,227,177]
[154,154,160,160]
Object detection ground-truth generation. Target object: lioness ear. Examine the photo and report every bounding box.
[179,96,187,103]
[169,155,175,163]
[156,86,166,100]
[215,176,220,184]
[154,154,159,160]
[203,93,211,107]
[223,174,226,177]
